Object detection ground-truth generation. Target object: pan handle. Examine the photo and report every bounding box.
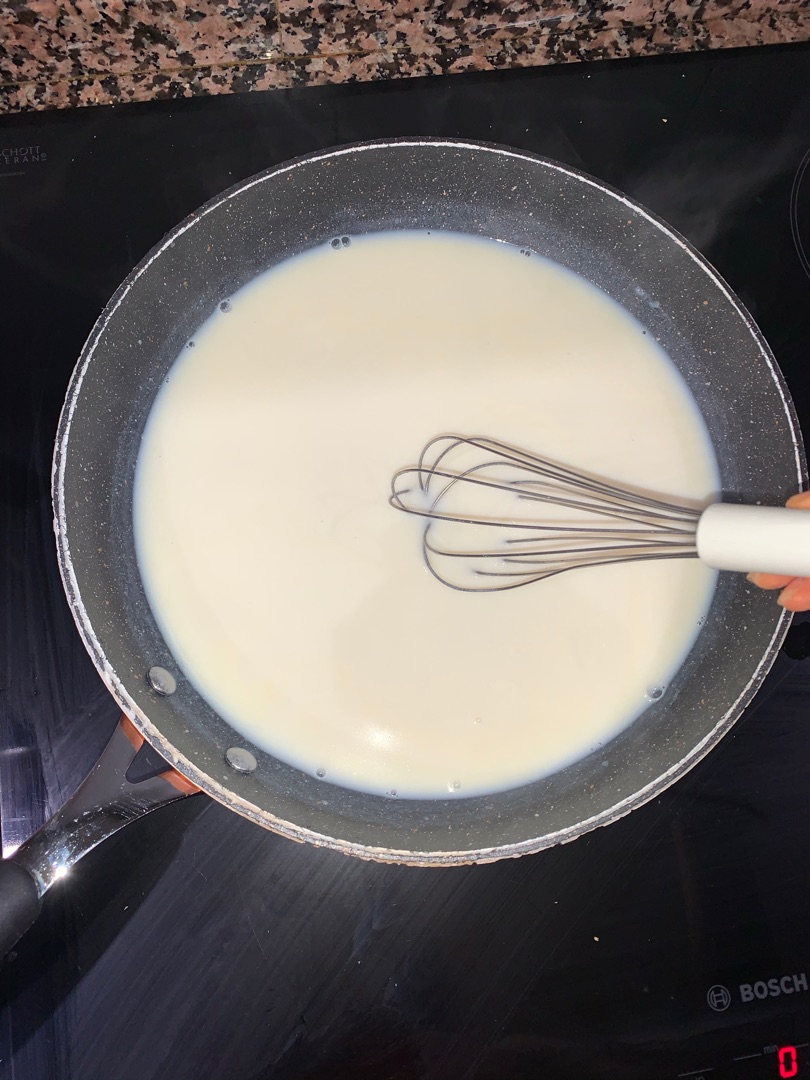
[0,715,200,957]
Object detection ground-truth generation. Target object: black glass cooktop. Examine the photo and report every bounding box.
[1,42,810,1080]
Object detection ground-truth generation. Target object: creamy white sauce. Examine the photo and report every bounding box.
[134,230,719,799]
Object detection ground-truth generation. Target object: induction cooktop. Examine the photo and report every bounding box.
[1,42,810,1080]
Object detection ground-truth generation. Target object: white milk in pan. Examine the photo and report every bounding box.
[134,230,719,800]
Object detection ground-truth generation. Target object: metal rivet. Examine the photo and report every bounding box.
[225,747,257,774]
[147,666,176,696]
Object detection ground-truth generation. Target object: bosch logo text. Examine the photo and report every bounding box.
[707,974,808,1011]
[740,973,808,1002]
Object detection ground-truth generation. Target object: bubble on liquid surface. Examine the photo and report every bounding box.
[646,686,665,701]
[220,300,231,313]
[449,780,461,792]
[316,768,326,778]
[330,238,341,250]
[387,789,398,798]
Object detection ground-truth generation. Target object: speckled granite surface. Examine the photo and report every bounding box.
[0,0,808,113]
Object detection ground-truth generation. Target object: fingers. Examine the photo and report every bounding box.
[777,578,810,612]
[746,491,810,605]
[747,571,810,610]
[747,571,795,590]
[778,492,810,608]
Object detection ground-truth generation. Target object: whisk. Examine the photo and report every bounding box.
[389,434,810,593]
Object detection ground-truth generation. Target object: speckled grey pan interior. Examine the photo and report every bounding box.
[53,138,805,866]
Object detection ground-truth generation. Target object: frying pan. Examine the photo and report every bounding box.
[0,137,803,955]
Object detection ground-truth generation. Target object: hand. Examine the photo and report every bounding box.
[747,490,810,611]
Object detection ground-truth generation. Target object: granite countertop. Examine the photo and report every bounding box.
[0,0,808,115]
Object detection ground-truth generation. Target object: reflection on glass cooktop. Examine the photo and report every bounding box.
[1,42,810,1080]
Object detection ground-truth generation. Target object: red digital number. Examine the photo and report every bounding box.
[779,1045,799,1079]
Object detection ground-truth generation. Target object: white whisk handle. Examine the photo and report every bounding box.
[696,502,810,577]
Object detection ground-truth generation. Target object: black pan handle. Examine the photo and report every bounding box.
[0,716,200,957]
[0,862,42,957]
